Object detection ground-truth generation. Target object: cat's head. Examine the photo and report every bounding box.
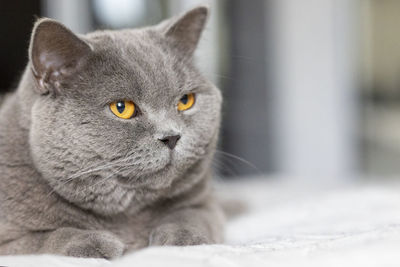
[26,6,222,215]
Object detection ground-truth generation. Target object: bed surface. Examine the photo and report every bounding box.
[1,177,400,267]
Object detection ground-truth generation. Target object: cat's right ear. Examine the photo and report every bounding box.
[29,18,92,95]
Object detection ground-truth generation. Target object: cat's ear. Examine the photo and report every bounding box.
[29,18,92,94]
[159,6,209,58]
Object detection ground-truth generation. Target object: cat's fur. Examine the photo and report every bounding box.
[0,6,224,258]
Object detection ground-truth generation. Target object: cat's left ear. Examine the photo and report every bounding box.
[29,18,92,95]
[159,6,209,58]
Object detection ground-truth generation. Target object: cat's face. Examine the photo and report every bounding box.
[28,7,221,215]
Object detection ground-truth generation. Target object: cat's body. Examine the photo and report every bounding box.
[0,7,224,258]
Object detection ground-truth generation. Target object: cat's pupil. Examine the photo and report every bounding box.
[116,102,125,113]
[180,95,188,105]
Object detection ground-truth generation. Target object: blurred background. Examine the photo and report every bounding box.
[1,0,399,181]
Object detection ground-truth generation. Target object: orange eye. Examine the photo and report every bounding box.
[110,100,136,119]
[177,93,195,111]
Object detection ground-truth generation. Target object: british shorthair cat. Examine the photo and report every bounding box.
[0,6,224,258]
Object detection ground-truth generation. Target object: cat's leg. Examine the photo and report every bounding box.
[0,227,125,259]
[149,202,225,246]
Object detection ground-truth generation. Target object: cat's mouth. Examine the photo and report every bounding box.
[116,161,172,186]
[113,143,207,187]
[114,153,173,184]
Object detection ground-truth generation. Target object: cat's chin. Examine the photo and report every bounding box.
[115,153,199,191]
[114,158,173,187]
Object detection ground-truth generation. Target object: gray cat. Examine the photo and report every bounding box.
[0,6,224,258]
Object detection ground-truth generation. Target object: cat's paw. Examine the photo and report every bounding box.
[149,223,211,246]
[63,231,125,259]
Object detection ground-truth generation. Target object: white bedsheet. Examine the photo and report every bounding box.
[1,177,400,267]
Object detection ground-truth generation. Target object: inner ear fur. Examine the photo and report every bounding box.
[29,18,92,94]
[160,6,209,58]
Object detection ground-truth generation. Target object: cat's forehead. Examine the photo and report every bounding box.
[85,29,193,101]
[88,29,168,63]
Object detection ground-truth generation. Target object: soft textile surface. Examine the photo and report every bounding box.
[1,177,400,267]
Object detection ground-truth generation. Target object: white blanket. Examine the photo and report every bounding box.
[1,177,400,267]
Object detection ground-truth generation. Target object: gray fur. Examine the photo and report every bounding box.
[0,6,224,258]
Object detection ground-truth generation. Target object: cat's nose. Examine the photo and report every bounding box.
[158,135,181,150]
